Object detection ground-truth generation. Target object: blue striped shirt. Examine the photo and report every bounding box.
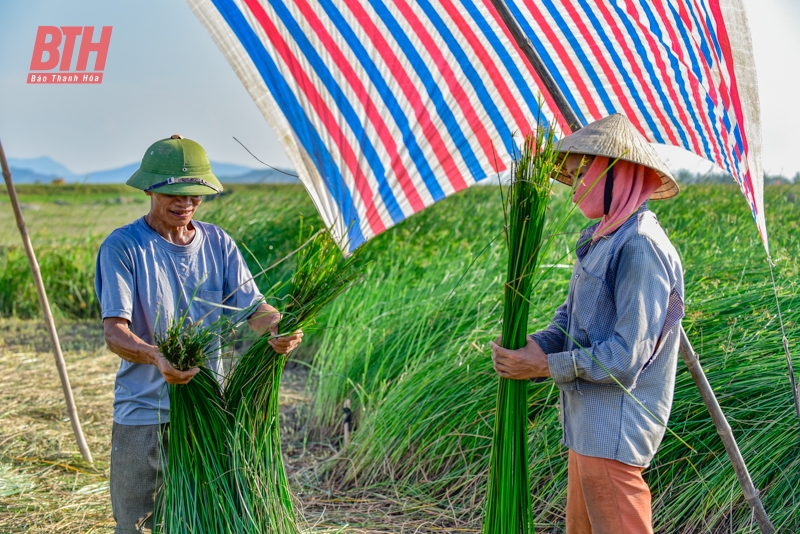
[532,203,684,467]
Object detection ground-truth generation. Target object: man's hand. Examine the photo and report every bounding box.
[154,354,199,385]
[103,317,200,384]
[490,335,551,380]
[248,303,303,354]
[268,324,304,355]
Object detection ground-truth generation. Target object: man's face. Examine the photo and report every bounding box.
[146,192,203,227]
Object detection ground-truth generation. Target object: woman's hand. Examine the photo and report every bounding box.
[490,336,551,380]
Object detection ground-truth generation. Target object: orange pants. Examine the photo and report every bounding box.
[566,450,653,534]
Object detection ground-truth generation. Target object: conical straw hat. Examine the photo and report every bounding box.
[554,113,679,199]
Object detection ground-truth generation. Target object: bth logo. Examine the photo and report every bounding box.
[28,26,112,84]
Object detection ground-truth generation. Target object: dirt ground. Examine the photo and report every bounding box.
[0,319,473,533]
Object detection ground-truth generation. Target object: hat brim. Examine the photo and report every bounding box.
[551,114,680,200]
[127,169,223,196]
[553,152,679,200]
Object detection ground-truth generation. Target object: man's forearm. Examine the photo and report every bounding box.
[103,319,161,365]
[247,303,281,335]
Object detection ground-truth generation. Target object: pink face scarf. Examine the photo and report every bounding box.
[572,156,662,240]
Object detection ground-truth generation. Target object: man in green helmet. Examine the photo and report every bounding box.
[95,135,303,533]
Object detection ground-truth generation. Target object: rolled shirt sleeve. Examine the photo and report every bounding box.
[547,235,671,388]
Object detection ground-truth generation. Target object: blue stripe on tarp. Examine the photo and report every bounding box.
[667,1,732,171]
[269,0,404,224]
[460,0,547,143]
[575,0,663,142]
[462,1,558,154]
[506,0,588,126]
[367,0,484,183]
[415,0,517,162]
[540,0,616,115]
[636,0,711,155]
[608,2,690,149]
[317,0,446,202]
[209,0,366,249]
[697,2,723,61]
[685,2,714,67]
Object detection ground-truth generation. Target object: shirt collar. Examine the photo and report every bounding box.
[576,202,650,260]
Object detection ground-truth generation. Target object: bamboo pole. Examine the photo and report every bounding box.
[678,327,773,532]
[0,139,93,465]
[488,1,774,530]
[488,0,581,132]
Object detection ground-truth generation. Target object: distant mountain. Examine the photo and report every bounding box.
[7,157,78,180]
[5,156,296,184]
[83,163,140,184]
[211,162,259,177]
[4,167,58,184]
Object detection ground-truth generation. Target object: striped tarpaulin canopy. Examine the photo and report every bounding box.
[187,0,765,254]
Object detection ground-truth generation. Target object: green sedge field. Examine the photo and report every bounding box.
[0,183,798,532]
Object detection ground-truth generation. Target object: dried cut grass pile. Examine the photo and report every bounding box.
[0,320,114,533]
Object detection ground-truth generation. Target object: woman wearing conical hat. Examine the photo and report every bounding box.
[491,114,684,534]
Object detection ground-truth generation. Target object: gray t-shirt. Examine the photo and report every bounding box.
[95,217,263,425]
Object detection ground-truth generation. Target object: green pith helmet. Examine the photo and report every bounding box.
[127,135,223,196]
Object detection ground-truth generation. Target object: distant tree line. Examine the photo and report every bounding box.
[674,169,799,185]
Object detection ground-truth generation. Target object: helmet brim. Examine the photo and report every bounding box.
[127,168,223,196]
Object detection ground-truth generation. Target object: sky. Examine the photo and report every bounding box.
[0,0,798,177]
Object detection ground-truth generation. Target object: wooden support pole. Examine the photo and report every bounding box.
[0,139,93,465]
[678,327,774,533]
[488,0,582,132]
[489,2,774,530]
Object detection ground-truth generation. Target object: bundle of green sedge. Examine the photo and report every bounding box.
[154,311,247,533]
[225,228,362,533]
[482,126,560,534]
[152,229,360,533]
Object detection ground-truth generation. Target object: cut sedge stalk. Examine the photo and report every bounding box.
[483,127,558,534]
[154,309,244,533]
[152,230,360,533]
[226,229,362,533]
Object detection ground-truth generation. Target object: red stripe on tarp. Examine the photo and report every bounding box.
[681,0,735,166]
[648,0,712,159]
[623,0,704,149]
[294,0,425,214]
[434,0,531,151]
[344,1,469,193]
[480,0,570,133]
[395,0,504,175]
[592,1,680,146]
[241,0,386,235]
[688,0,738,171]
[708,0,750,190]
[559,2,650,134]
[521,0,603,120]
